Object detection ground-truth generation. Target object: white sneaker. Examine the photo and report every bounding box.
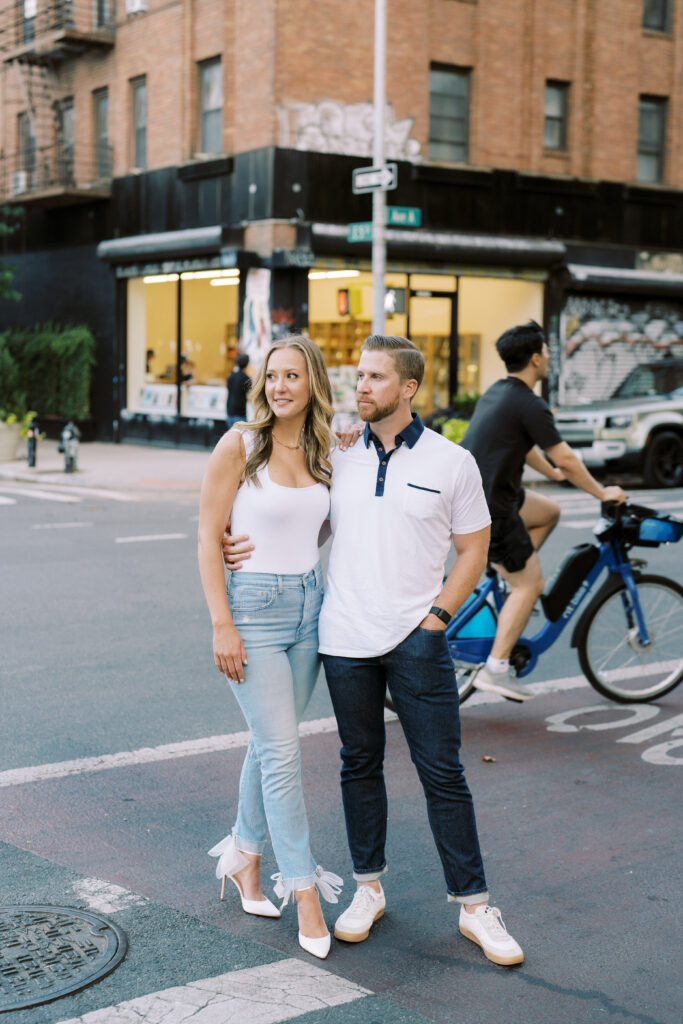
[334,884,385,942]
[459,904,524,966]
[472,666,535,702]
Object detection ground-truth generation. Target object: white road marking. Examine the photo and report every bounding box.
[32,521,94,530]
[0,677,592,790]
[0,485,80,503]
[72,878,148,914]
[115,532,188,544]
[616,711,683,744]
[54,958,370,1024]
[37,484,140,502]
[0,495,16,505]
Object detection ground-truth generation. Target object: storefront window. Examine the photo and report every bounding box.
[308,269,544,420]
[309,269,456,419]
[125,269,239,421]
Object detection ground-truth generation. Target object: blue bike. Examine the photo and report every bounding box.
[446,502,683,705]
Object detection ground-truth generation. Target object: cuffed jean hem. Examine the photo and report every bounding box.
[233,833,267,856]
[281,871,319,891]
[447,890,490,906]
[353,865,387,883]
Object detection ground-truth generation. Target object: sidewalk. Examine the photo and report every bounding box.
[0,437,551,493]
[0,439,211,493]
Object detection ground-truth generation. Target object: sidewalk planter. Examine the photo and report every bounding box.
[0,420,20,461]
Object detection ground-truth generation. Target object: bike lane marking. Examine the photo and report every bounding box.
[0,674,594,789]
[544,705,683,764]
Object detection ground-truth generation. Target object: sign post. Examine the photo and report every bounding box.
[372,0,387,335]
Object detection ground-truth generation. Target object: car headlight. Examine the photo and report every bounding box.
[605,414,633,428]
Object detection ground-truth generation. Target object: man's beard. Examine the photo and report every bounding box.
[357,394,401,422]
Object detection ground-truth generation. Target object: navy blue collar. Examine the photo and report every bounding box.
[363,412,424,450]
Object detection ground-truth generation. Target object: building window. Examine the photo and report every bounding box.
[428,65,470,163]
[22,0,36,42]
[642,0,671,32]
[198,58,223,154]
[544,81,569,150]
[131,76,147,170]
[637,96,667,183]
[17,111,35,184]
[93,88,110,178]
[57,98,74,186]
[95,0,110,29]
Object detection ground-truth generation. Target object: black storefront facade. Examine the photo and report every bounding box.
[3,149,683,444]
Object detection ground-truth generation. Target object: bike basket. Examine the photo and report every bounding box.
[635,514,683,545]
[456,591,497,638]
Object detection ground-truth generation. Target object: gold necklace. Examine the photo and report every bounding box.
[272,431,302,451]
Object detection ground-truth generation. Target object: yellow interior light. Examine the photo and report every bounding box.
[308,270,361,280]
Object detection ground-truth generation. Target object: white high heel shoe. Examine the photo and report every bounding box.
[272,865,344,960]
[208,835,281,918]
[298,930,331,959]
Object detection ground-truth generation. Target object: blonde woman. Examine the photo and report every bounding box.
[198,335,343,959]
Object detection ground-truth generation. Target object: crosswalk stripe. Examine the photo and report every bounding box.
[0,485,80,503]
[54,959,371,1024]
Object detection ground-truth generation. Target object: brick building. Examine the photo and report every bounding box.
[1,0,682,442]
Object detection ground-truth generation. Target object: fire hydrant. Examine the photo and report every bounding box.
[26,420,39,468]
[60,421,81,473]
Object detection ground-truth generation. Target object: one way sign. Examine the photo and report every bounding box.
[352,163,398,195]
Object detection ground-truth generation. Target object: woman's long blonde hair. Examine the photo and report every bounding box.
[240,335,335,488]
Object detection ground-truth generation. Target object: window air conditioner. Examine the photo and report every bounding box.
[126,0,148,13]
[10,170,27,195]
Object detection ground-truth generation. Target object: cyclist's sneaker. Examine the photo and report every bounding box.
[334,884,385,942]
[472,666,534,702]
[459,904,524,966]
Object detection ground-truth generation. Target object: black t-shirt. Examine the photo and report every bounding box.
[460,377,562,518]
[226,369,251,417]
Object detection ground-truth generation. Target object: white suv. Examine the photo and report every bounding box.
[554,360,683,488]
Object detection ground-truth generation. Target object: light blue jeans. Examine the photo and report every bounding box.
[227,564,323,892]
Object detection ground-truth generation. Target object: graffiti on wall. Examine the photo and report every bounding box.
[557,295,683,406]
[276,101,421,160]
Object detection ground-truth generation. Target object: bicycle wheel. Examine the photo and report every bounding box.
[578,574,683,703]
[383,656,476,712]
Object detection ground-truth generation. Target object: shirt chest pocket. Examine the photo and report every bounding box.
[402,482,442,518]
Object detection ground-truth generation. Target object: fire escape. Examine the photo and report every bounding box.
[0,0,116,203]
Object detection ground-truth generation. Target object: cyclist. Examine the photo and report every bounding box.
[460,321,626,702]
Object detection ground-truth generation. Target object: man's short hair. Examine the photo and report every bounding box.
[236,353,249,369]
[361,334,425,389]
[496,321,546,373]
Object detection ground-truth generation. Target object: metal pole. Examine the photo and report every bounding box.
[372,0,386,335]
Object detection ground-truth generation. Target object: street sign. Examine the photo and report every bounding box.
[347,222,373,243]
[347,208,422,242]
[352,163,398,194]
[387,206,421,227]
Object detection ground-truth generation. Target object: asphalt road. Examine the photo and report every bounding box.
[1,480,682,1024]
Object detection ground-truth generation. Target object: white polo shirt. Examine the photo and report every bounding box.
[318,415,491,658]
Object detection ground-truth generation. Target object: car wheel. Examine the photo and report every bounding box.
[643,431,683,488]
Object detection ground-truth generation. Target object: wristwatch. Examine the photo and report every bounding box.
[429,605,451,625]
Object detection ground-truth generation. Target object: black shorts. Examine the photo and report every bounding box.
[488,490,534,574]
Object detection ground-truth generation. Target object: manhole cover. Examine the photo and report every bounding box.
[0,905,127,1013]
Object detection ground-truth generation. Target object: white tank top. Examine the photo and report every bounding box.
[230,430,330,574]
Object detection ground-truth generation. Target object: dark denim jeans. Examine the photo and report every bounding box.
[322,625,488,900]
